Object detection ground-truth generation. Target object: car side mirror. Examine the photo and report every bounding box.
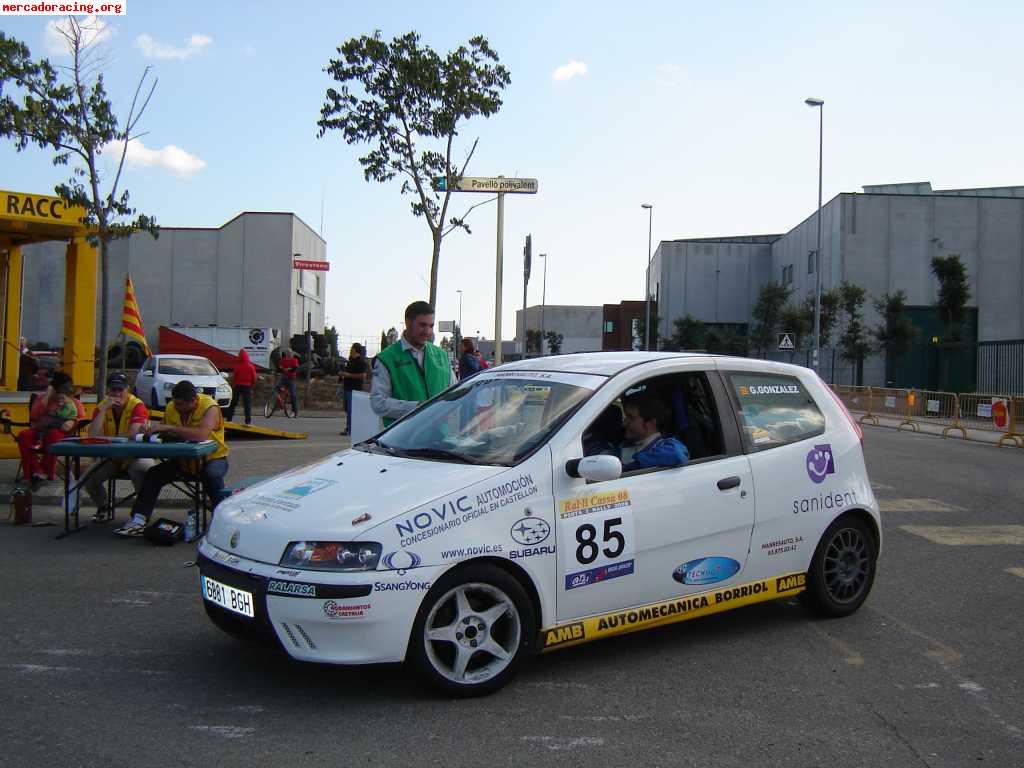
[142,370,153,377]
[565,455,622,482]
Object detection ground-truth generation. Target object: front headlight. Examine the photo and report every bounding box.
[217,384,231,396]
[279,541,382,572]
[162,381,176,391]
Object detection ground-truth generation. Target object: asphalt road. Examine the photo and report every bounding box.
[1,423,1022,768]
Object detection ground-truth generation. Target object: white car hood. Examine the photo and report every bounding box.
[206,448,506,565]
[165,374,226,387]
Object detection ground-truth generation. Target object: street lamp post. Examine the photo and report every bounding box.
[805,97,824,373]
[456,289,463,353]
[539,253,548,356]
[641,204,653,350]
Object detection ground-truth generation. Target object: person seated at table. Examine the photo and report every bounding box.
[16,373,85,485]
[114,381,230,538]
[82,371,156,521]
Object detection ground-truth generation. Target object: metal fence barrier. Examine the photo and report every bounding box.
[833,385,1024,448]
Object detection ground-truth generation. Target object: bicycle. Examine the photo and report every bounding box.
[264,381,297,418]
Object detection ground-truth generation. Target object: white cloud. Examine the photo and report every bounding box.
[44,15,113,57]
[552,60,588,82]
[103,139,207,177]
[656,63,686,88]
[135,33,212,61]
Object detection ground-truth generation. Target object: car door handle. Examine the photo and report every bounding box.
[717,476,741,491]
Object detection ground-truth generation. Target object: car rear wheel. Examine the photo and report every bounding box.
[803,514,877,618]
[409,564,535,697]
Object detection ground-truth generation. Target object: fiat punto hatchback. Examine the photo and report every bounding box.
[198,353,880,696]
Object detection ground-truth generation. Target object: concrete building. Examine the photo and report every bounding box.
[651,182,1024,389]
[514,304,602,356]
[21,211,327,353]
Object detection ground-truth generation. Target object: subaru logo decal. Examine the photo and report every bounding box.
[510,517,551,546]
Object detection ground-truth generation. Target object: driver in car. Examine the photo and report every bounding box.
[620,395,688,471]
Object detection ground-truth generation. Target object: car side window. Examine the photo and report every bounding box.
[726,372,824,451]
[581,372,726,474]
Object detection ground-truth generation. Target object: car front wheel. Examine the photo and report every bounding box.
[802,514,877,618]
[409,564,535,697]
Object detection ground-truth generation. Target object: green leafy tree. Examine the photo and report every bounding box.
[379,330,389,351]
[525,329,541,355]
[873,290,917,374]
[386,327,399,346]
[544,330,563,355]
[930,254,970,341]
[705,325,749,357]
[0,19,158,396]
[324,325,340,358]
[800,288,841,351]
[837,282,871,384]
[634,314,661,350]
[779,303,809,362]
[664,314,705,351]
[750,281,792,358]
[318,30,511,308]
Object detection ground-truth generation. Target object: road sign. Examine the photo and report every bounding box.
[433,176,538,194]
[438,320,455,333]
[777,333,796,351]
[293,259,329,271]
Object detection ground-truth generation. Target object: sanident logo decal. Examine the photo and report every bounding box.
[805,444,835,484]
[540,572,808,650]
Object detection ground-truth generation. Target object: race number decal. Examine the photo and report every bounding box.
[559,490,636,590]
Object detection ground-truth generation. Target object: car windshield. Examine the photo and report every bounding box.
[364,372,599,466]
[158,358,219,376]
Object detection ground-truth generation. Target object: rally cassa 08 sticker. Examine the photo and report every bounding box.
[558,490,635,590]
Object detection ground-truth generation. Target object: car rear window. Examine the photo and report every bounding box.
[727,373,824,451]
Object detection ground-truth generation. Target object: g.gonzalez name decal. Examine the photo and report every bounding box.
[540,572,808,650]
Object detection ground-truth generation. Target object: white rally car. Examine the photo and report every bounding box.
[197,352,880,696]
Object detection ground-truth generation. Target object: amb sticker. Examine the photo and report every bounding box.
[540,572,808,651]
[543,622,585,648]
[775,573,806,593]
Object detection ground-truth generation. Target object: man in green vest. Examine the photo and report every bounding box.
[371,301,457,426]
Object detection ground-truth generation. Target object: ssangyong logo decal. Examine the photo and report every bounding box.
[805,444,835,484]
[249,329,265,344]
[510,517,551,546]
[672,556,741,585]
[381,550,422,570]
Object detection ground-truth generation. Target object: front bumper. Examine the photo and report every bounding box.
[196,541,441,665]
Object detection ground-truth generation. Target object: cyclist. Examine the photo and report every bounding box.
[276,348,300,416]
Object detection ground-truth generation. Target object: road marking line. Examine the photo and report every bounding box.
[879,498,964,513]
[521,736,605,750]
[188,726,256,740]
[806,621,865,665]
[900,525,1024,545]
[1006,567,1024,579]
[871,482,896,491]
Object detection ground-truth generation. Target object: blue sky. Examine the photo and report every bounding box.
[5,1,1024,350]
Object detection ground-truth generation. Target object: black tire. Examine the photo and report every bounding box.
[264,395,276,419]
[408,563,535,698]
[150,389,160,411]
[802,514,877,618]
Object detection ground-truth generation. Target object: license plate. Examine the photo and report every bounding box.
[201,575,255,618]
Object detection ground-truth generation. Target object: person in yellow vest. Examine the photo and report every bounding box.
[83,371,157,521]
[371,301,457,427]
[114,380,229,537]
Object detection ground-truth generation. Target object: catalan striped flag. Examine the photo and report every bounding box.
[120,274,151,356]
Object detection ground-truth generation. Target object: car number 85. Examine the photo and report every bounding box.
[575,517,625,565]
